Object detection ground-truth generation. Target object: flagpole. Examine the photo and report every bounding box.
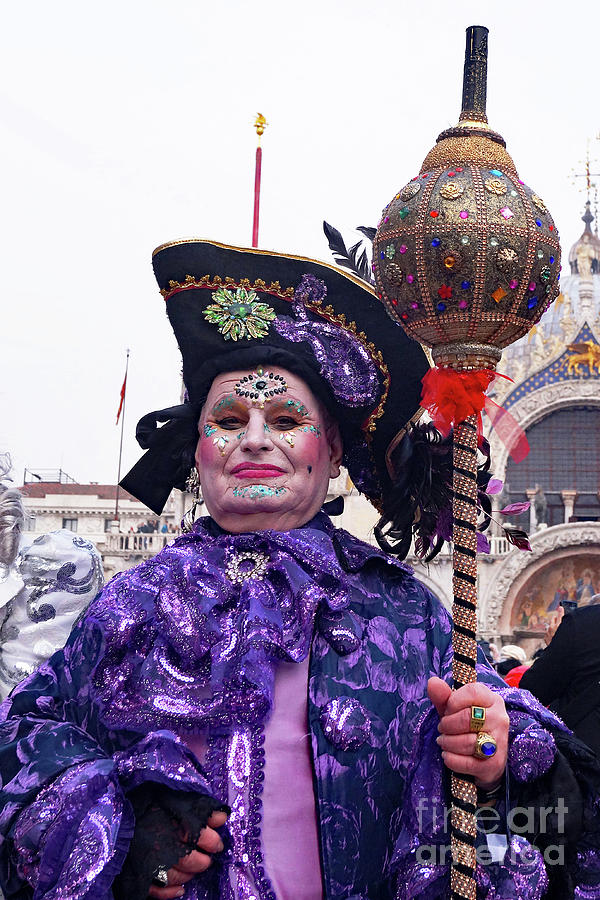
[114,348,130,525]
[252,113,267,248]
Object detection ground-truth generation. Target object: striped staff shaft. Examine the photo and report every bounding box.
[450,414,479,900]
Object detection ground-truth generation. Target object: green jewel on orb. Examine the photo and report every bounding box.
[372,26,561,900]
[203,286,276,341]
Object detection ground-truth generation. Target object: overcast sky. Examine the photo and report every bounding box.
[1,0,597,487]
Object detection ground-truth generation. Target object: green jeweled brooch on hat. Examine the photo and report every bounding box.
[202,286,276,341]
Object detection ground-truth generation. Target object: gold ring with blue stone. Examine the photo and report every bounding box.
[473,732,497,759]
[469,705,486,732]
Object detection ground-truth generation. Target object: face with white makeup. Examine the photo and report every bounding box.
[194,366,343,533]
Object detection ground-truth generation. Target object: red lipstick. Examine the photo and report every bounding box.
[231,463,286,479]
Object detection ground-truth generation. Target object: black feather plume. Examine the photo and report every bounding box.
[322,221,374,284]
[356,226,376,242]
[374,424,495,561]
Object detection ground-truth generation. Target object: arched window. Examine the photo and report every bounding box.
[503,406,600,528]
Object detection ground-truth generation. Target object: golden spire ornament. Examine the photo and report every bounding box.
[372,26,561,900]
[373,26,560,370]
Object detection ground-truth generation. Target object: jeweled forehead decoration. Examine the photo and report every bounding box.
[203,286,276,341]
[234,366,288,407]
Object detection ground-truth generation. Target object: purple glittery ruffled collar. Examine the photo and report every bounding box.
[92,514,409,736]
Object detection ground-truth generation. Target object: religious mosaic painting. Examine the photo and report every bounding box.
[510,552,600,632]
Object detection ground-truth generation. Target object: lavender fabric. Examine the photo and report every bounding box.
[0,513,599,899]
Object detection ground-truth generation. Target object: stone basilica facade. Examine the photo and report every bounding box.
[20,205,600,648]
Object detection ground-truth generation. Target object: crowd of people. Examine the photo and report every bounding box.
[133,520,181,535]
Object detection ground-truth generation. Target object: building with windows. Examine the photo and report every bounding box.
[19,477,183,579]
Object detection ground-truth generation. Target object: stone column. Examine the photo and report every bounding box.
[561,490,577,524]
[526,489,537,531]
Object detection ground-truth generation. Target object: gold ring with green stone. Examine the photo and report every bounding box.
[469,705,486,733]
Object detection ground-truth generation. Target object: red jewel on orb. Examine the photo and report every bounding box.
[422,173,429,178]
[430,210,439,218]
[549,225,554,231]
[448,171,456,177]
[456,167,463,172]
[391,299,398,306]
[438,284,453,300]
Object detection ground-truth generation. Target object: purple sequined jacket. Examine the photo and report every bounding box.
[0,514,599,900]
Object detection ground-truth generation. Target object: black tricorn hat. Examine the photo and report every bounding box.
[121,239,429,514]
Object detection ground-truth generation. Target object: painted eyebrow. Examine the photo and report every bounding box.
[209,394,240,414]
[269,398,310,414]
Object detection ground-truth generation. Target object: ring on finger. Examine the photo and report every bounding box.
[473,732,497,759]
[152,865,170,887]
[469,705,486,733]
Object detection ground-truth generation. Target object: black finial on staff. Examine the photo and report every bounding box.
[459,25,489,123]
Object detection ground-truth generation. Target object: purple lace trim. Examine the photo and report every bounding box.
[273,274,381,408]
[14,762,133,900]
[204,728,275,900]
[12,733,213,899]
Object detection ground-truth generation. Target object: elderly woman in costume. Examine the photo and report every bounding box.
[0,242,599,900]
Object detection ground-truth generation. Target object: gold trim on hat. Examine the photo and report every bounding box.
[152,237,377,295]
[161,274,295,302]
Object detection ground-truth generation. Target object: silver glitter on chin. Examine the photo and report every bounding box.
[225,551,269,585]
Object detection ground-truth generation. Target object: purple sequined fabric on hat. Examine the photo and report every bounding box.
[273,274,381,408]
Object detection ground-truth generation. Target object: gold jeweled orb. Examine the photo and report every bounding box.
[372,28,561,371]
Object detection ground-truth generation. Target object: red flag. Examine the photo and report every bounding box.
[116,371,127,424]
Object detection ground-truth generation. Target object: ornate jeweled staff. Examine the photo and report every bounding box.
[371,26,561,900]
